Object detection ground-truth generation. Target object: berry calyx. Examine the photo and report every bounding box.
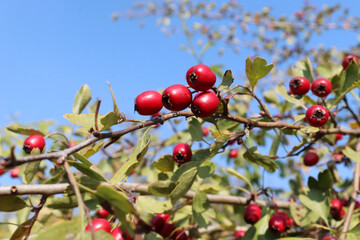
[111,227,132,240]
[23,134,46,154]
[96,208,109,218]
[268,213,286,234]
[289,76,310,95]
[186,64,216,91]
[191,90,219,118]
[229,149,238,158]
[172,143,192,165]
[323,236,339,240]
[85,218,111,233]
[303,152,319,166]
[342,54,359,69]
[10,168,20,178]
[311,78,332,98]
[134,91,163,116]
[244,204,262,225]
[235,230,246,240]
[202,127,209,137]
[150,213,171,233]
[162,84,192,111]
[305,105,329,127]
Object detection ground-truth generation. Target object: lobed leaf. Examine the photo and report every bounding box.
[245,57,273,90]
[73,84,92,115]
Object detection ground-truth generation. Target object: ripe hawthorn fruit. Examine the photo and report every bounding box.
[96,208,109,218]
[339,198,349,207]
[23,134,46,154]
[111,227,132,240]
[159,223,176,238]
[202,127,209,137]
[289,76,310,95]
[235,230,246,240]
[229,149,238,158]
[186,64,216,91]
[85,218,111,233]
[171,229,189,240]
[303,152,319,166]
[331,207,345,221]
[330,199,342,212]
[150,213,171,233]
[311,78,332,98]
[10,168,20,178]
[162,84,192,111]
[305,105,329,127]
[172,143,192,165]
[191,90,219,118]
[244,204,262,225]
[335,133,343,142]
[342,54,359,69]
[268,213,286,234]
[274,211,293,230]
[134,91,163,116]
[323,236,339,240]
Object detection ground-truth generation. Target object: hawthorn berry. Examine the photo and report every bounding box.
[331,207,345,221]
[0,170,4,176]
[202,127,209,137]
[268,213,286,234]
[229,149,238,158]
[173,143,192,165]
[96,208,109,218]
[186,64,216,91]
[335,133,343,142]
[162,84,192,111]
[274,211,293,230]
[150,213,171,233]
[134,91,163,116]
[311,78,332,98]
[244,204,262,225]
[289,76,310,95]
[303,152,319,167]
[23,134,46,154]
[305,105,329,127]
[323,236,339,240]
[85,218,111,233]
[69,141,77,147]
[339,198,349,207]
[10,168,20,178]
[191,90,219,118]
[159,223,176,238]
[330,199,342,212]
[171,229,189,240]
[235,230,246,240]
[111,227,132,240]
[342,54,359,69]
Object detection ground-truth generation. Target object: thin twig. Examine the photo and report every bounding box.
[94,99,102,132]
[24,195,48,240]
[344,96,360,126]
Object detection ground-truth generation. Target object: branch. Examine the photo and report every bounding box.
[0,182,300,209]
[24,195,48,240]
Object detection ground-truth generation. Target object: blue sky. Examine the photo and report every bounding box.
[0,1,358,190]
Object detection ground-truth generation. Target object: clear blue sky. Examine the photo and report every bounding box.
[0,1,358,188]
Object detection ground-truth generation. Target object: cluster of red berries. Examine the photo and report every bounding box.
[330,199,345,221]
[150,213,189,240]
[85,218,131,240]
[135,64,219,118]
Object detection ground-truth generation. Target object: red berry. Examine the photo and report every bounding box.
[311,78,332,98]
[96,208,109,218]
[274,211,293,230]
[171,229,189,240]
[10,168,20,178]
[339,198,349,207]
[150,213,171,233]
[335,133,343,142]
[268,213,286,234]
[202,127,209,137]
[331,207,345,221]
[191,90,219,118]
[330,199,342,212]
[244,204,262,225]
[342,54,359,69]
[134,91,163,116]
[173,143,192,165]
[162,84,192,111]
[323,236,339,240]
[229,149,238,158]
[69,142,77,147]
[303,152,319,166]
[235,230,246,240]
[305,105,329,127]
[111,227,132,240]
[0,170,4,176]
[159,223,176,238]
[85,218,111,233]
[289,76,310,95]
[23,134,46,154]
[186,64,216,91]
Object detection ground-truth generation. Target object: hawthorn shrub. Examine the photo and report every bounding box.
[0,56,360,240]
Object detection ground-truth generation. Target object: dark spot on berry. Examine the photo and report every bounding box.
[189,73,197,83]
[162,94,172,108]
[290,78,302,88]
[175,152,185,162]
[314,83,327,94]
[23,145,31,154]
[311,109,326,122]
[192,105,201,115]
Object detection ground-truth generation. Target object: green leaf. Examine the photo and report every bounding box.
[69,161,107,182]
[242,214,276,240]
[149,180,177,197]
[81,140,104,158]
[225,168,253,192]
[63,112,118,133]
[245,57,273,90]
[47,194,89,209]
[96,185,135,213]
[23,161,41,184]
[6,124,44,136]
[137,196,172,214]
[243,146,277,172]
[317,64,342,79]
[107,81,121,120]
[318,170,333,190]
[269,131,282,157]
[110,128,152,184]
[289,199,301,227]
[275,85,304,107]
[0,196,28,212]
[348,223,360,240]
[73,84,92,114]
[263,89,279,104]
[192,191,215,228]
[170,163,199,204]
[341,60,359,92]
[299,189,329,226]
[73,152,92,167]
[153,155,175,172]
[291,57,314,82]
[10,218,34,240]
[278,238,316,240]
[329,79,360,109]
[343,146,360,164]
[188,117,203,141]
[218,69,234,91]
[32,220,82,240]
